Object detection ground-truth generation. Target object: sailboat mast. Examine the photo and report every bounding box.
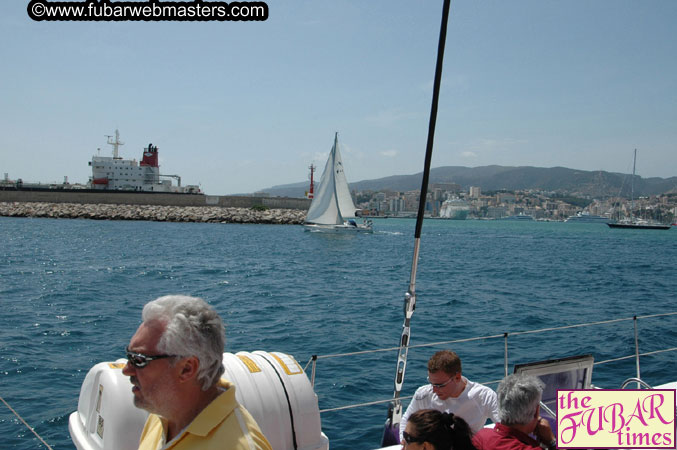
[331,132,344,224]
[381,0,451,446]
[631,148,636,218]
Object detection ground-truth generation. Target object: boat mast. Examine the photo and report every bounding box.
[381,0,451,446]
[331,132,344,224]
[106,129,124,159]
[630,148,636,221]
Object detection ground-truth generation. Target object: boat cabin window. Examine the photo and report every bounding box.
[513,354,594,431]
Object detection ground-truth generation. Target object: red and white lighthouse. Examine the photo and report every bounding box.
[307,164,315,199]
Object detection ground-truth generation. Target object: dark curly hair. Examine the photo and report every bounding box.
[407,409,477,450]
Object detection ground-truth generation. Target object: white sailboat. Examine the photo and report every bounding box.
[303,133,373,233]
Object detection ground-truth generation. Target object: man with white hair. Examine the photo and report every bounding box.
[472,373,556,450]
[122,295,271,450]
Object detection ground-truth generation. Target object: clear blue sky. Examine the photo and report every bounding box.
[1,1,675,195]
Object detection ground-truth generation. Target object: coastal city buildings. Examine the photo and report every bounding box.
[355,186,677,223]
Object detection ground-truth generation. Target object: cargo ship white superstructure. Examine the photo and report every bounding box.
[88,130,200,193]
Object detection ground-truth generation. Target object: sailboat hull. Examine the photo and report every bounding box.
[608,150,671,231]
[607,222,671,230]
[303,222,373,233]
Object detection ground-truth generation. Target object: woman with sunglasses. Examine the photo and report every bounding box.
[402,409,477,450]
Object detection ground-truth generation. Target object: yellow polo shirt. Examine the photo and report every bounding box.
[138,379,272,450]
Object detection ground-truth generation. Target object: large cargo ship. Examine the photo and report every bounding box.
[88,130,200,194]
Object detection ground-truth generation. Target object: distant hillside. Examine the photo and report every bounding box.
[261,165,677,199]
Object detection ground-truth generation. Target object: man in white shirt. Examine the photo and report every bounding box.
[400,350,500,440]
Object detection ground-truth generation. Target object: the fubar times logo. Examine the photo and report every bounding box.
[557,390,676,449]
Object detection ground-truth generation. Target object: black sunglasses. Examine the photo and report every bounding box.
[427,373,455,389]
[125,347,177,368]
[403,431,425,445]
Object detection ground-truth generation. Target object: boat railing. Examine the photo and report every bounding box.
[0,394,54,449]
[304,311,677,414]
[619,377,654,390]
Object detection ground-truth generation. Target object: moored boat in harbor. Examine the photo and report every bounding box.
[607,150,671,230]
[607,220,671,230]
[565,211,611,223]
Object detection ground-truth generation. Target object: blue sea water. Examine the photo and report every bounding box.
[1,216,676,449]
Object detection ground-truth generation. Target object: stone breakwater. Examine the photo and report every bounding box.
[0,202,307,225]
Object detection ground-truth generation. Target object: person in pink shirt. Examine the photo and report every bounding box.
[472,374,556,450]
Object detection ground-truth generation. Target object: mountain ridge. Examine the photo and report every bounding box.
[259,165,677,199]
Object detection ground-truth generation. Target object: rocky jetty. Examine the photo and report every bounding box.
[0,202,307,225]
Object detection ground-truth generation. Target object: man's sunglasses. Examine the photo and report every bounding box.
[427,373,455,388]
[125,347,177,368]
[403,431,425,445]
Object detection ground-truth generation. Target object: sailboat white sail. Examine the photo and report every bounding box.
[304,133,373,232]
